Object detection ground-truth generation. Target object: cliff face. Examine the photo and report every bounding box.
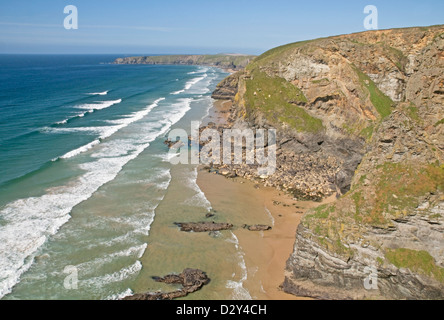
[221,25,444,299]
[113,54,255,71]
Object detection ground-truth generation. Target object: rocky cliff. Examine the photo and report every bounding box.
[113,54,256,71]
[215,25,444,299]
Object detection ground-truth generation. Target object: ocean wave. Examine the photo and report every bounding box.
[53,99,121,125]
[187,67,209,75]
[82,260,142,288]
[171,74,208,95]
[105,288,133,300]
[75,99,122,111]
[59,139,101,160]
[76,244,147,277]
[87,91,109,96]
[120,168,172,191]
[57,97,165,160]
[186,73,217,95]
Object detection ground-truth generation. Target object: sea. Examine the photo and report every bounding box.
[0,54,256,300]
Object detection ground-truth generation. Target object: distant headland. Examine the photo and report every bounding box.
[113,54,256,71]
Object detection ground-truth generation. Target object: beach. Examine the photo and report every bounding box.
[196,98,335,300]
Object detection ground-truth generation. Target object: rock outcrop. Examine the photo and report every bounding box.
[211,72,243,100]
[212,25,444,299]
[174,222,233,232]
[123,269,210,300]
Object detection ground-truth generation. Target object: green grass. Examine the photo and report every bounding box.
[308,204,335,220]
[386,248,444,283]
[407,103,421,123]
[342,121,374,140]
[376,257,384,265]
[373,163,444,221]
[352,65,393,119]
[248,40,314,69]
[244,69,324,133]
[311,78,330,84]
[434,118,444,127]
[360,124,374,140]
[385,46,408,73]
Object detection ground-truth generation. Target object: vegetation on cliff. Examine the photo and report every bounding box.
[243,69,323,133]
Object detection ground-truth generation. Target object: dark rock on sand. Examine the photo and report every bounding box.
[174,221,233,232]
[242,224,272,231]
[164,139,184,149]
[123,268,210,300]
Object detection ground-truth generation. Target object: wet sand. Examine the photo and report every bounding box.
[197,170,315,300]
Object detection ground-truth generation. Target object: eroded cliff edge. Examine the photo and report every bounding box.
[213,25,444,299]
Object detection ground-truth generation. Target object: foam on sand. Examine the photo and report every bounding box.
[225,232,252,300]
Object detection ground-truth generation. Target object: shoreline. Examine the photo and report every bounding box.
[196,98,335,300]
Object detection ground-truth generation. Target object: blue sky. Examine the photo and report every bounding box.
[0,0,443,54]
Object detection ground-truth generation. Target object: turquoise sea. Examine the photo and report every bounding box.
[0,55,255,299]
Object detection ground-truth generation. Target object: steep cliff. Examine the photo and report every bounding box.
[220,25,444,299]
[113,54,255,71]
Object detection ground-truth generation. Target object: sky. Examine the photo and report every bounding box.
[0,0,443,55]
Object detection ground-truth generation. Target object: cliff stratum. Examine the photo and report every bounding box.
[213,25,444,299]
[113,54,255,71]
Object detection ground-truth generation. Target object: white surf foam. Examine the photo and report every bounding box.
[183,167,212,211]
[105,288,133,300]
[187,67,209,75]
[264,207,275,227]
[54,99,121,126]
[76,99,122,111]
[76,243,147,276]
[87,91,109,96]
[225,232,252,300]
[171,74,208,95]
[59,140,101,160]
[82,260,142,288]
[59,97,165,160]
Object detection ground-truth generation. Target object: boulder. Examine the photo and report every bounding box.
[242,224,272,231]
[174,221,233,232]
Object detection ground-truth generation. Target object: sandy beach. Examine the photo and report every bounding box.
[197,98,335,300]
